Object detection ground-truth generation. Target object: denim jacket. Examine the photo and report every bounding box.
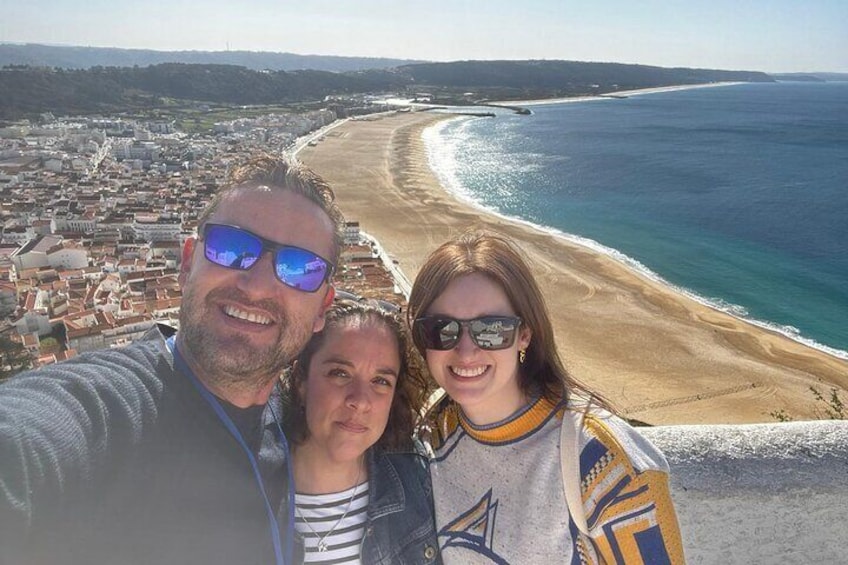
[293,448,441,565]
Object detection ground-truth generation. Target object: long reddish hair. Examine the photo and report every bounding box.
[407,230,608,408]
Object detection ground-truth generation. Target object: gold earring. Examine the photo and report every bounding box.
[519,349,526,364]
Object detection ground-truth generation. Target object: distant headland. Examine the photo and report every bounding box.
[1,43,775,122]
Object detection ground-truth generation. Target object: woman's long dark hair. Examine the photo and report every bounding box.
[281,299,432,451]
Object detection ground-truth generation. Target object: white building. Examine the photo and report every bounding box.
[9,235,89,271]
[46,241,89,270]
[132,217,182,242]
[2,226,35,246]
[13,290,52,336]
[10,235,64,270]
[343,221,361,245]
[112,141,161,162]
[52,214,98,234]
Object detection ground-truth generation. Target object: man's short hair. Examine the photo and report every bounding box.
[197,154,345,264]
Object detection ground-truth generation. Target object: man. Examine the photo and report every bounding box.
[0,156,344,565]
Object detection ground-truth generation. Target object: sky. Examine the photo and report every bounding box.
[2,0,847,73]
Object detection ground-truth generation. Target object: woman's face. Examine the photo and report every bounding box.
[299,321,400,464]
[423,273,531,425]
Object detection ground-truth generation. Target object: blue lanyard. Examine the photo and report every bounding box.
[167,336,294,565]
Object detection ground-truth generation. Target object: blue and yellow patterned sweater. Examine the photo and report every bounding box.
[423,395,685,564]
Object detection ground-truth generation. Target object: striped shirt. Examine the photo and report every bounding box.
[295,482,370,564]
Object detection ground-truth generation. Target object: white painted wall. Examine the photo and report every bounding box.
[641,421,848,564]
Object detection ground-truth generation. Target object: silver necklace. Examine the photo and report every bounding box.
[296,466,363,553]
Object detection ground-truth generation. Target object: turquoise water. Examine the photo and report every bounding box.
[424,83,848,357]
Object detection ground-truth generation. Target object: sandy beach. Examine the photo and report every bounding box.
[299,110,848,425]
[489,82,747,107]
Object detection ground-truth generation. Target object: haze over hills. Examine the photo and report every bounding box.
[0,43,422,72]
[771,72,848,82]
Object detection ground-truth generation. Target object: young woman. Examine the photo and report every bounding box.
[407,231,684,564]
[281,299,441,565]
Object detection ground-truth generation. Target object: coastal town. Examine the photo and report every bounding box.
[0,104,405,376]
[2,10,847,561]
[3,95,847,423]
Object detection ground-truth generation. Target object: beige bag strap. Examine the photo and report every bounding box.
[560,407,590,536]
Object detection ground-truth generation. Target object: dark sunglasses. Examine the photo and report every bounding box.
[412,315,522,351]
[201,223,334,293]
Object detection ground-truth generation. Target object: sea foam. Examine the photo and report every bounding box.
[422,114,848,361]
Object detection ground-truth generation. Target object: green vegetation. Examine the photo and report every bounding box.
[39,337,59,349]
[397,60,772,98]
[0,63,388,121]
[0,333,31,382]
[124,103,300,134]
[1,60,774,122]
[770,385,846,422]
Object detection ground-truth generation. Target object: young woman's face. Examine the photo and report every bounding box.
[423,273,531,425]
[299,321,400,464]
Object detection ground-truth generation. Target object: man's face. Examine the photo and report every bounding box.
[178,185,336,390]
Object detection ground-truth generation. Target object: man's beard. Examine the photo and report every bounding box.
[178,285,313,394]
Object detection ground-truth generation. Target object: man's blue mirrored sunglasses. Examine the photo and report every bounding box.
[201,223,334,293]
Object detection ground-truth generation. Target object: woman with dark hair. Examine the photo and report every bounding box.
[408,231,684,564]
[281,300,440,565]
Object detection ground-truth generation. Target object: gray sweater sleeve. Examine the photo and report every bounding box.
[0,337,168,551]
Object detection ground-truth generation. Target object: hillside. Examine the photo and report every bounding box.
[392,60,772,100]
[0,59,774,121]
[0,64,395,120]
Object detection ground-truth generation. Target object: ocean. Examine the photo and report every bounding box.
[423,82,848,358]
